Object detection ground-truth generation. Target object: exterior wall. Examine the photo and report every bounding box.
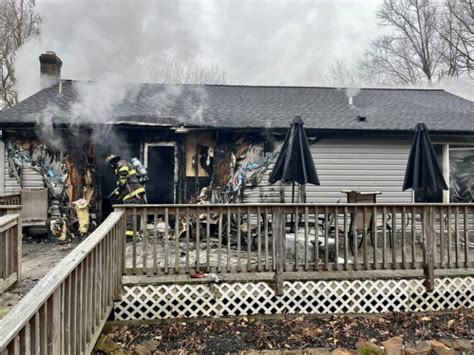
[0,138,4,196]
[20,164,45,189]
[3,143,44,195]
[3,146,21,195]
[244,138,413,204]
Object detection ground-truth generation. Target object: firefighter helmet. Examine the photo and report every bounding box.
[106,154,121,166]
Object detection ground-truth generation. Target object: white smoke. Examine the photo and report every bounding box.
[35,104,66,150]
[345,87,361,99]
[15,0,381,97]
[15,0,217,152]
[439,77,474,102]
[15,0,202,100]
[141,84,184,119]
[13,0,383,145]
[69,78,138,124]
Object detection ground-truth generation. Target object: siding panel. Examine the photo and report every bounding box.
[244,139,413,203]
[21,165,45,189]
[4,148,21,195]
[3,149,45,194]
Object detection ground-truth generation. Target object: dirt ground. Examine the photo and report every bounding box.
[0,237,77,319]
[96,308,473,354]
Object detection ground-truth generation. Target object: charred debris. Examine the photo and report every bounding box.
[181,131,279,204]
[5,128,97,241]
[4,126,283,241]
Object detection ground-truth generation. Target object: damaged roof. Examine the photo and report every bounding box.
[0,80,472,132]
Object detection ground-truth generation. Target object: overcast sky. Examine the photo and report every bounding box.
[14,0,473,100]
[16,0,384,98]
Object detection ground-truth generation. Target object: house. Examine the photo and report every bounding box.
[0,52,472,232]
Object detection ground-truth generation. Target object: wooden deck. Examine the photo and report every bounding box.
[119,204,473,286]
[0,202,473,354]
[0,242,76,319]
[124,228,474,273]
[0,211,126,355]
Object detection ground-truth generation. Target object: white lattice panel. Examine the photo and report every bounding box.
[113,277,474,320]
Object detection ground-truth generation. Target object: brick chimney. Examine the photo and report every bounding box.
[39,51,62,88]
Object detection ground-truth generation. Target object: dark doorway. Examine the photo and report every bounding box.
[146,145,175,203]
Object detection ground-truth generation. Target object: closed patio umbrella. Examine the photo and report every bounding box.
[269,115,320,203]
[403,122,448,193]
[403,122,447,292]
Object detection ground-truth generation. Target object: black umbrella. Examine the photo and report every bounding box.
[403,122,447,293]
[403,122,448,192]
[269,115,320,203]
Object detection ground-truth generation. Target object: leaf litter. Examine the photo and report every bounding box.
[95,308,473,353]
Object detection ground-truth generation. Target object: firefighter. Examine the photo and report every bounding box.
[106,154,147,239]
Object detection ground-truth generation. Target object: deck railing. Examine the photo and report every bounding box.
[0,205,21,217]
[0,202,471,353]
[0,194,21,206]
[118,203,473,291]
[0,213,21,293]
[0,211,126,355]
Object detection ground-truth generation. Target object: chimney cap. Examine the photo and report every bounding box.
[39,51,63,66]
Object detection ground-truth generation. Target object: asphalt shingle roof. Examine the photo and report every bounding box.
[0,80,472,132]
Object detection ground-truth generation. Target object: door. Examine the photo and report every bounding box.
[145,144,176,204]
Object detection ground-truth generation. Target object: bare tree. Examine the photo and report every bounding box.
[138,54,227,85]
[439,0,474,77]
[359,35,431,85]
[326,60,361,87]
[314,60,368,87]
[359,0,445,86]
[0,0,40,109]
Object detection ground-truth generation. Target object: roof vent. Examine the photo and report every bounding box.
[57,80,63,96]
[357,115,366,122]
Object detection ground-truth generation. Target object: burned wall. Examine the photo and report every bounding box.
[100,127,180,211]
[4,128,98,240]
[98,127,279,206]
[183,132,215,202]
[184,131,278,203]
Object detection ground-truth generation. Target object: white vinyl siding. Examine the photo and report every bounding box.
[4,147,21,195]
[244,138,413,203]
[3,142,45,195]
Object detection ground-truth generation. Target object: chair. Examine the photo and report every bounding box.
[341,190,392,254]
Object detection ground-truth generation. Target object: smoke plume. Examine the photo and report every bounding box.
[15,0,381,99]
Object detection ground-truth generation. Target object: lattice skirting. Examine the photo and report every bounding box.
[113,277,474,320]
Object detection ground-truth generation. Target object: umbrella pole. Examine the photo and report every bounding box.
[280,182,285,203]
[292,181,295,203]
[291,181,295,232]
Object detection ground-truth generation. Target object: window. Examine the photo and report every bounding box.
[450,146,474,203]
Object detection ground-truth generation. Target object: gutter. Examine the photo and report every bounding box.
[1,123,473,140]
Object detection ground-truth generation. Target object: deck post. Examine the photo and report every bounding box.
[16,215,22,283]
[423,206,435,292]
[113,207,126,300]
[273,207,285,296]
